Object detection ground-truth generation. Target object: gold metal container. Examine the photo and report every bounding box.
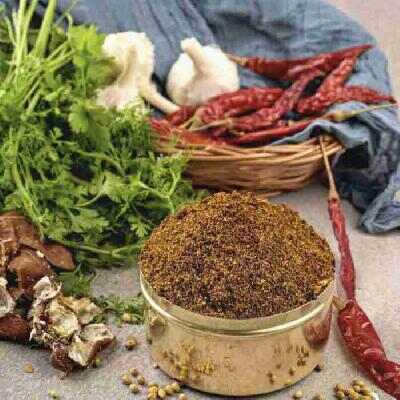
[141,274,334,396]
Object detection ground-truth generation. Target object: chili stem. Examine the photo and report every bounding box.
[319,135,339,199]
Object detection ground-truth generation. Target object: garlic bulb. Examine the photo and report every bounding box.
[97,32,178,114]
[166,38,240,106]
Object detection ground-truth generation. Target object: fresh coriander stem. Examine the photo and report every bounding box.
[66,147,125,176]
[19,0,38,62]
[14,0,27,67]
[33,0,57,58]
[55,239,126,260]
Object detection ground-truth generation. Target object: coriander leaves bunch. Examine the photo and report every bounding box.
[0,0,202,269]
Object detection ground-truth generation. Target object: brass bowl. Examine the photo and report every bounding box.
[141,274,334,396]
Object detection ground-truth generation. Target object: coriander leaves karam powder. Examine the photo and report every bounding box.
[139,192,334,319]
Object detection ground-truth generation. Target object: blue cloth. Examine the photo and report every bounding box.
[4,0,400,233]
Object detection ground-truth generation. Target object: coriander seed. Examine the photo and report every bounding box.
[129,384,140,394]
[130,367,139,377]
[122,374,133,385]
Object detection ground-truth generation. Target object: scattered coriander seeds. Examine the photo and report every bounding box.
[360,388,372,396]
[122,374,133,385]
[48,390,60,399]
[284,379,293,386]
[353,379,365,387]
[137,375,146,385]
[23,363,34,373]
[125,337,138,350]
[353,385,362,393]
[153,363,159,369]
[171,382,181,393]
[178,394,188,400]
[293,389,303,399]
[336,391,346,400]
[122,312,133,323]
[129,384,140,394]
[130,367,139,377]
[147,382,158,388]
[165,385,175,395]
[335,384,346,392]
[158,388,167,399]
[312,395,326,400]
[289,367,296,376]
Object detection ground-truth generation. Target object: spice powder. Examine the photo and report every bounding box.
[139,192,334,319]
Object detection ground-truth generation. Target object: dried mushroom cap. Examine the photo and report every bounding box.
[8,248,53,300]
[48,298,80,339]
[50,342,77,373]
[68,324,114,367]
[0,213,19,273]
[0,313,31,343]
[0,277,29,343]
[29,277,62,344]
[0,277,15,317]
[39,244,75,271]
[60,296,102,325]
[0,212,75,271]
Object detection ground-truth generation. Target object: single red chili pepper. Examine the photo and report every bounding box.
[316,56,358,95]
[297,85,396,115]
[229,119,314,145]
[337,300,400,399]
[228,44,372,81]
[166,106,198,126]
[191,87,283,127]
[320,138,400,399]
[150,118,224,146]
[212,69,322,133]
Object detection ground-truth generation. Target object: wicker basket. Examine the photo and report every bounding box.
[156,135,343,196]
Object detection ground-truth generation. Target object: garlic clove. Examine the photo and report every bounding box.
[166,37,240,106]
[98,32,178,113]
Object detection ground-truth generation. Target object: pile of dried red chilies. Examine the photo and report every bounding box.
[151,44,396,147]
[320,137,400,399]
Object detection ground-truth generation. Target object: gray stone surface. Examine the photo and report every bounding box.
[0,183,398,400]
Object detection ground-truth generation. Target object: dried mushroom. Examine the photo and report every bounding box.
[0,313,30,343]
[0,212,75,272]
[8,249,53,300]
[47,298,80,339]
[50,342,78,373]
[0,277,15,316]
[68,324,114,367]
[60,296,101,325]
[0,213,114,373]
[0,277,30,343]
[30,277,114,372]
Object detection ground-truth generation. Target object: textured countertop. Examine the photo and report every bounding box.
[2,183,399,400]
[1,2,399,400]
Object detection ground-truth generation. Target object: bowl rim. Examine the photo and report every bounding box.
[140,273,334,336]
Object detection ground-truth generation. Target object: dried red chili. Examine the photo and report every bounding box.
[229,119,313,145]
[150,118,224,146]
[228,44,372,81]
[327,196,356,299]
[316,56,358,95]
[320,137,400,399]
[166,106,198,126]
[213,69,321,133]
[297,85,396,115]
[191,87,283,127]
[338,300,400,399]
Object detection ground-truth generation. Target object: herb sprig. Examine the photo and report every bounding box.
[0,1,204,274]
